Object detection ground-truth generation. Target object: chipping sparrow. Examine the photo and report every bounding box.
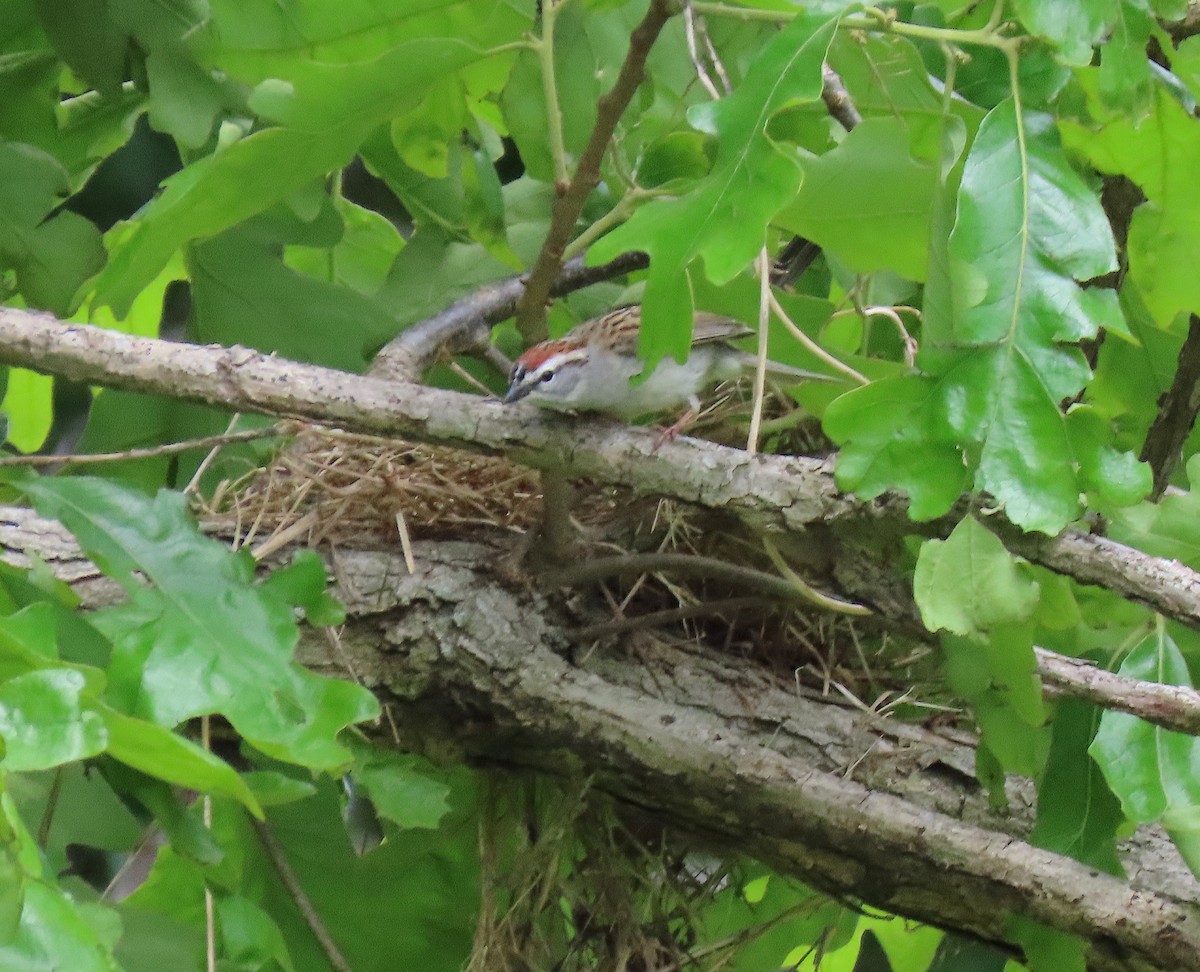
[502,305,829,419]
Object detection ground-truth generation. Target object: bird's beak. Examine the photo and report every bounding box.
[502,382,531,405]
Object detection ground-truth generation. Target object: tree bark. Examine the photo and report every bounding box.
[3,508,1199,971]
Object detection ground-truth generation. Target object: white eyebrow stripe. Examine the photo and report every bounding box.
[525,349,587,381]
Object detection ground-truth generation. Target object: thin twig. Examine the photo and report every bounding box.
[202,715,216,972]
[0,423,286,468]
[747,247,772,455]
[820,64,863,131]
[1140,312,1200,499]
[698,13,733,94]
[513,0,677,344]
[537,0,571,185]
[372,252,649,382]
[186,413,245,495]
[253,819,353,972]
[768,290,870,385]
[37,767,65,848]
[684,1,723,99]
[760,536,872,615]
[545,552,867,614]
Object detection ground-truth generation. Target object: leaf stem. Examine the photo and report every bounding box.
[536,0,571,186]
[562,190,646,260]
[690,1,1021,53]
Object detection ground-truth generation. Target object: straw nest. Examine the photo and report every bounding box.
[199,421,933,715]
[198,418,940,971]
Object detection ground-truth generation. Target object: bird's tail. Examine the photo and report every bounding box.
[733,351,839,383]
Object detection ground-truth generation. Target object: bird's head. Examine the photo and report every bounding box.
[503,341,589,405]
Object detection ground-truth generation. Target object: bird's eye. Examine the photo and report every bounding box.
[540,371,555,384]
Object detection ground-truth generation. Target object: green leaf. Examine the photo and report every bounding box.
[500,5,598,182]
[189,227,398,371]
[944,628,1048,777]
[35,0,130,97]
[91,6,526,317]
[1,368,53,454]
[1029,699,1124,874]
[1090,630,1200,832]
[237,775,479,972]
[1012,0,1109,65]
[0,602,62,679]
[913,518,1040,636]
[933,101,1120,531]
[589,10,840,365]
[0,669,107,771]
[1062,88,1200,327]
[1107,455,1200,567]
[284,197,405,297]
[837,100,1128,533]
[350,744,454,831]
[243,771,317,808]
[1065,406,1151,508]
[218,894,296,971]
[825,375,970,520]
[101,706,263,817]
[0,142,105,314]
[145,45,229,149]
[258,552,346,628]
[7,764,141,876]
[776,118,938,281]
[0,880,123,972]
[1009,916,1086,972]
[23,477,379,770]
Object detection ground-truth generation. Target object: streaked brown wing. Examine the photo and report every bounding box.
[571,307,752,353]
[691,312,754,346]
[572,305,642,353]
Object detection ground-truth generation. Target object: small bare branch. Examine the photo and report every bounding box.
[513,0,676,345]
[1140,313,1200,500]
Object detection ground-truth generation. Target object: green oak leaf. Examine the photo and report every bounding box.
[589,10,841,366]
[824,375,970,520]
[101,706,262,816]
[1062,87,1200,328]
[189,227,399,372]
[943,629,1048,777]
[914,517,1041,636]
[92,0,529,317]
[835,100,1132,533]
[776,117,938,281]
[23,477,379,771]
[1108,455,1200,566]
[1012,0,1110,65]
[349,741,455,831]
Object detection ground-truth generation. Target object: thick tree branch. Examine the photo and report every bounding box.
[369,251,649,382]
[1035,647,1200,734]
[513,0,676,344]
[2,513,1198,971]
[3,309,1200,732]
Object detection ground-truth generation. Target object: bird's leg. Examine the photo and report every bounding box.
[651,397,701,452]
